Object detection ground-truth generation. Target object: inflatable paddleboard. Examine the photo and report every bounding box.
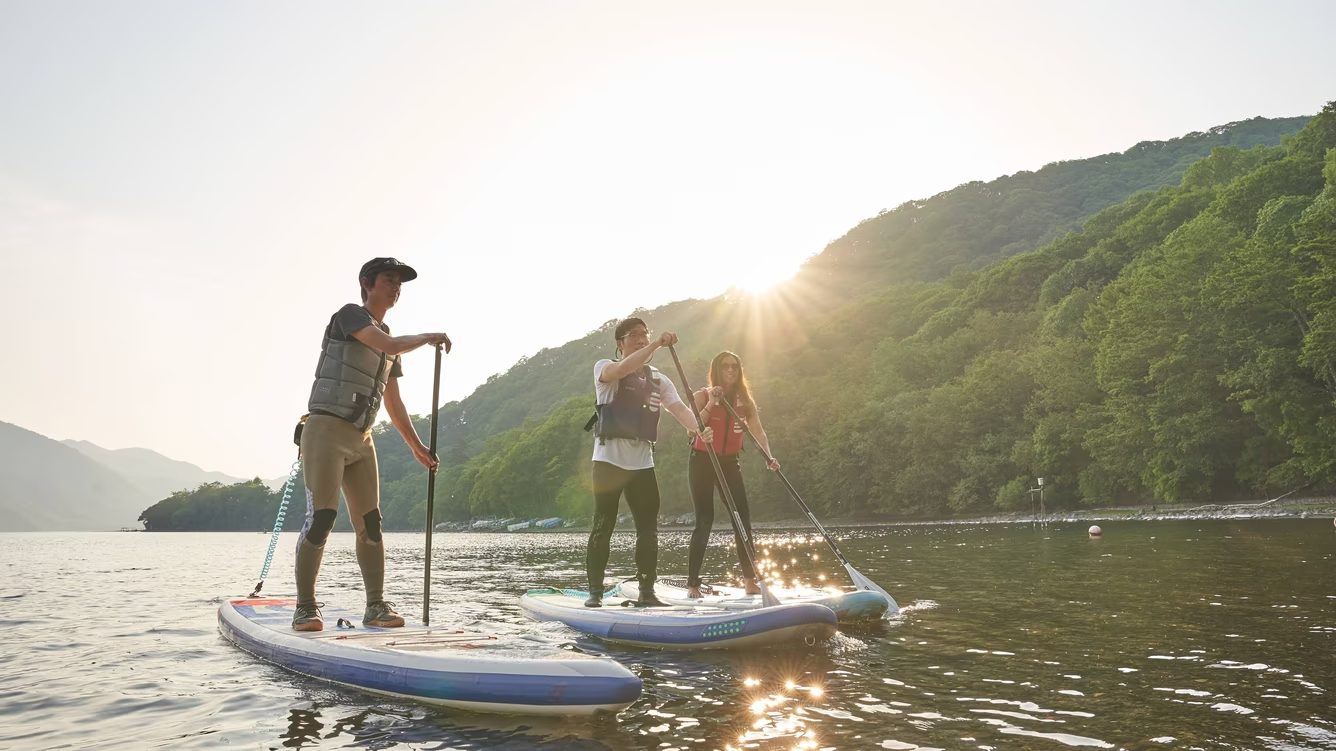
[519,587,837,650]
[615,578,894,620]
[218,597,641,715]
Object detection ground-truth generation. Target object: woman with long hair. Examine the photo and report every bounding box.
[685,351,779,599]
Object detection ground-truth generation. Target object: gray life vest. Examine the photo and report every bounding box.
[594,366,663,444]
[307,312,391,431]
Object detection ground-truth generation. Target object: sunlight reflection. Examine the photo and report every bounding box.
[731,671,829,750]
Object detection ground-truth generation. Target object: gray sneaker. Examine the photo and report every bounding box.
[363,600,405,628]
[292,601,324,632]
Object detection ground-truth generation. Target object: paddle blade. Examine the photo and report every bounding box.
[758,580,782,608]
[846,564,899,616]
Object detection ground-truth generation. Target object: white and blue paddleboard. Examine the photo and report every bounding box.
[218,597,641,715]
[519,587,837,650]
[615,579,895,621]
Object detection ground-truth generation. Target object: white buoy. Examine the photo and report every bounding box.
[1088,525,1103,538]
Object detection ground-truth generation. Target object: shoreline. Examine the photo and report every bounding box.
[451,497,1336,534]
[88,497,1336,533]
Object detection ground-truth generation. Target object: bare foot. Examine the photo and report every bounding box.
[686,585,702,599]
[743,578,761,595]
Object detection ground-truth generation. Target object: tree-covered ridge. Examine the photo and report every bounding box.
[413,106,1336,524]
[145,111,1331,529]
[803,116,1311,297]
[378,115,1310,510]
[770,104,1336,516]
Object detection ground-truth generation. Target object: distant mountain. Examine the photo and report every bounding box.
[0,421,150,531]
[62,439,247,502]
[263,475,291,492]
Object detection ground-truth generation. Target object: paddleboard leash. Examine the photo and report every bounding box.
[249,459,302,598]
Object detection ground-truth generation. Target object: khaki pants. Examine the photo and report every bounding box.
[295,414,387,607]
[300,414,381,529]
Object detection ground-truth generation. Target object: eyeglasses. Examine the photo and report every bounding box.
[618,329,650,340]
[719,362,740,371]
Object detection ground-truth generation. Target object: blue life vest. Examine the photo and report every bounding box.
[594,366,663,444]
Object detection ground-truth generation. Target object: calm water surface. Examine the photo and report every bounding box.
[1,520,1333,750]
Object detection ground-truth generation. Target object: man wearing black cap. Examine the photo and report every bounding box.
[292,257,452,632]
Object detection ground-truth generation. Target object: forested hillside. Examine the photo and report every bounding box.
[149,110,1336,528]
[410,115,1310,485]
[387,111,1331,524]
[804,115,1311,298]
[769,106,1336,516]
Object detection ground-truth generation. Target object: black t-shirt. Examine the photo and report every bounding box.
[329,304,403,378]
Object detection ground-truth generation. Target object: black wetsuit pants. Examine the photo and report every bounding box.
[687,450,756,587]
[586,461,661,592]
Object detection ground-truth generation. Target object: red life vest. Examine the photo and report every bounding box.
[692,395,747,456]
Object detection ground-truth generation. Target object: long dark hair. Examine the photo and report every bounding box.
[707,351,755,416]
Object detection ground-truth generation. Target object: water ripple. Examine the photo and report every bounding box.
[0,522,1332,749]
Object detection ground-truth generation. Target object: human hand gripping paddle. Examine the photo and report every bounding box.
[716,398,899,614]
[422,343,443,626]
[666,344,781,609]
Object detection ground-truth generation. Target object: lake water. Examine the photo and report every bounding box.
[1,520,1333,750]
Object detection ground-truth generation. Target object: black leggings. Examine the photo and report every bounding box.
[586,461,661,591]
[687,450,755,587]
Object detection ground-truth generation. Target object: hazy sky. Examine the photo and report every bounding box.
[2,1,1333,478]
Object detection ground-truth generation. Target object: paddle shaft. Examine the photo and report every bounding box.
[423,343,442,626]
[667,345,779,608]
[717,398,857,572]
[719,398,897,610]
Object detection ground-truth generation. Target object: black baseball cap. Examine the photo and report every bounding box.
[359,257,418,282]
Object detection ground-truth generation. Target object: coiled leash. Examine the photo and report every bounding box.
[249,458,302,598]
[248,417,308,598]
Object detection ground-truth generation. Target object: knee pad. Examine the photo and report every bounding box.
[305,508,338,546]
[362,509,383,543]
